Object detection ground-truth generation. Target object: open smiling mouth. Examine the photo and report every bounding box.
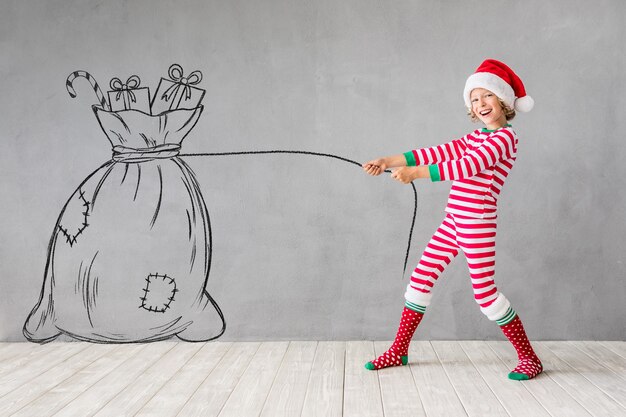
[480,109,492,116]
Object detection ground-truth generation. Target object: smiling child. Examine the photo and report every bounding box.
[362,59,542,380]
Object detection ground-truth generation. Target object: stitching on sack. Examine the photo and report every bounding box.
[58,189,91,247]
[139,273,178,313]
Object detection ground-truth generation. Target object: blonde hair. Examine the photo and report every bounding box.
[467,98,516,123]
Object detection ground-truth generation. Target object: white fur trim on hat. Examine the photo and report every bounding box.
[405,285,433,307]
[480,293,511,321]
[514,95,534,112]
[464,72,515,110]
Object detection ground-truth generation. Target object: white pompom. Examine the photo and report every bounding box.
[514,95,534,112]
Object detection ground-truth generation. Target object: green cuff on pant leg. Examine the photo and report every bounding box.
[496,307,517,326]
[404,301,426,314]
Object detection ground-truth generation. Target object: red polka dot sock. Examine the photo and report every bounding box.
[498,311,543,380]
[365,303,425,370]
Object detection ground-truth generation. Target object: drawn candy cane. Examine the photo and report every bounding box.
[66,70,111,110]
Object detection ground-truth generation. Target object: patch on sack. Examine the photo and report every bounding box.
[139,273,178,313]
[58,188,91,247]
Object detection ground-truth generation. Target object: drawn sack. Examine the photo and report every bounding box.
[24,106,225,343]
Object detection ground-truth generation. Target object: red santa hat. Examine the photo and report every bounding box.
[463,59,534,112]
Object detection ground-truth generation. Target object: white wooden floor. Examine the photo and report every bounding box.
[0,341,624,417]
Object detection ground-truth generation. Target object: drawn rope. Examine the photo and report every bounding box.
[66,70,111,110]
[180,150,418,275]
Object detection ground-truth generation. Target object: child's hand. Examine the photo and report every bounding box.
[391,167,420,184]
[362,158,388,176]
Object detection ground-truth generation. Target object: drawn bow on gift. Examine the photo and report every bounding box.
[161,64,203,103]
[110,75,142,104]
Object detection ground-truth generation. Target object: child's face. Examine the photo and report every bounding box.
[470,88,507,130]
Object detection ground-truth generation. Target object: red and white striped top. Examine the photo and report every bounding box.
[404,126,518,219]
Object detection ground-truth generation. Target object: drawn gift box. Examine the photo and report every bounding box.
[107,75,151,113]
[151,64,206,115]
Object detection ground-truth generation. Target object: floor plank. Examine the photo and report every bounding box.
[409,341,468,417]
[0,342,88,398]
[88,342,202,417]
[259,341,318,417]
[217,341,289,417]
[343,341,384,417]
[601,341,626,359]
[49,342,174,417]
[432,341,509,417]
[175,342,260,417]
[10,343,147,417]
[542,341,626,409]
[572,341,626,381]
[488,341,594,417]
[0,341,622,417]
[0,342,39,362]
[460,340,551,417]
[134,342,232,417]
[300,341,345,417]
[0,343,60,377]
[373,341,426,417]
[0,344,117,416]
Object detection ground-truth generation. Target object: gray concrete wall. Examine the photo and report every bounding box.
[1,0,625,342]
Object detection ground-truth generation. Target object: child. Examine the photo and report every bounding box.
[362,59,542,380]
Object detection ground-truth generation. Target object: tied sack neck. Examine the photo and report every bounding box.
[112,143,181,163]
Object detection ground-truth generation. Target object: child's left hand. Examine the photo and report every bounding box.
[391,167,421,184]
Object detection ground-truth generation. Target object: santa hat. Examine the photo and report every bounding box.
[463,59,534,112]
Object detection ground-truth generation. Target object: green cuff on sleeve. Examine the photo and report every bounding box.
[429,164,441,182]
[404,151,417,166]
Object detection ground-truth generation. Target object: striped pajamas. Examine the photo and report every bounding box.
[403,126,519,321]
[367,124,543,377]
[405,213,500,311]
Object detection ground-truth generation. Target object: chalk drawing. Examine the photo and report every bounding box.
[23,64,417,343]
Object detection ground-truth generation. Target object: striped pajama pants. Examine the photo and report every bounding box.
[404,213,511,321]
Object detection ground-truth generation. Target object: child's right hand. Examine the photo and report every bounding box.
[362,158,388,176]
